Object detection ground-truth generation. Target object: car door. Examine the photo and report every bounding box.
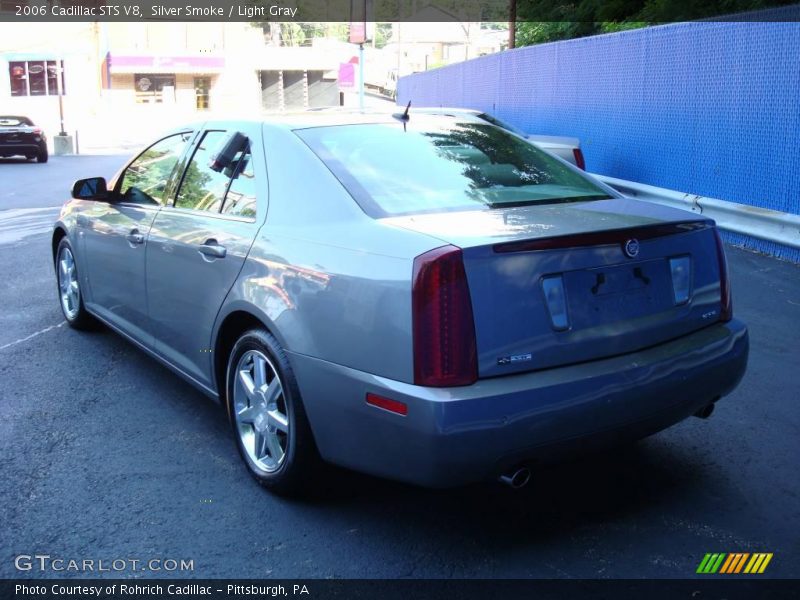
[80,131,194,343]
[145,124,264,387]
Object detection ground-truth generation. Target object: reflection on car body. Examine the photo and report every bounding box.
[52,110,748,495]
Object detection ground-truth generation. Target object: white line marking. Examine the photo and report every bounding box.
[0,206,61,244]
[0,206,60,218]
[0,321,66,351]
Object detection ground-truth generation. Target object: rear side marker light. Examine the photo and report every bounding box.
[366,393,407,416]
[713,228,733,322]
[669,256,692,305]
[542,275,570,330]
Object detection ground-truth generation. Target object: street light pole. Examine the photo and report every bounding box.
[358,42,364,110]
[57,58,66,136]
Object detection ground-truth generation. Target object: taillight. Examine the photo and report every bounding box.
[573,148,586,170]
[32,128,42,136]
[712,228,732,322]
[412,245,477,387]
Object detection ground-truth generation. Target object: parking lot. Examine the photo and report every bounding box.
[1,155,798,579]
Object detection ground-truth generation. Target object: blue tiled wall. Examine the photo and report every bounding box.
[398,22,800,262]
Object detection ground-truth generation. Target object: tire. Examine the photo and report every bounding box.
[55,237,96,329]
[225,329,321,495]
[37,149,49,163]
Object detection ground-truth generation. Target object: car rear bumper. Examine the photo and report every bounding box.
[0,142,45,156]
[290,319,749,488]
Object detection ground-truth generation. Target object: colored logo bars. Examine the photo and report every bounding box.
[696,553,773,574]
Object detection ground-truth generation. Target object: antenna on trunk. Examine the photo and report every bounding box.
[393,101,411,122]
[393,101,411,131]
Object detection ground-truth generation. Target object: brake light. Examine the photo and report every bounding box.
[573,148,586,170]
[712,228,732,322]
[412,245,477,387]
[32,128,42,136]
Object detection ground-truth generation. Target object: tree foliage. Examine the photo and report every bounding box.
[515,0,796,46]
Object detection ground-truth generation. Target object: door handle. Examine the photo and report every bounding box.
[126,230,145,245]
[198,240,227,259]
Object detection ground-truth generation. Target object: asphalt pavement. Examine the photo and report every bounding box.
[0,155,798,579]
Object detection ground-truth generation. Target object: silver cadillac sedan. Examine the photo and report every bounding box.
[52,111,749,494]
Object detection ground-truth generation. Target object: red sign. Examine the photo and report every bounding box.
[349,22,366,44]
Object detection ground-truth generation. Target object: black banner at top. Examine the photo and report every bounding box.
[0,0,799,22]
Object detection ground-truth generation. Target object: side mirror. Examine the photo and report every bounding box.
[209,131,248,173]
[71,177,109,201]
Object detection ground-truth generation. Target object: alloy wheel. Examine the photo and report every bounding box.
[232,349,290,473]
[58,246,80,320]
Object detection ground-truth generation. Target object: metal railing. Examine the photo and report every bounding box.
[593,174,800,250]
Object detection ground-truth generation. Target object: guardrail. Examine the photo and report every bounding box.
[593,174,800,250]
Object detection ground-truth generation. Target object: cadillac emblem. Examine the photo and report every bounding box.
[623,238,640,258]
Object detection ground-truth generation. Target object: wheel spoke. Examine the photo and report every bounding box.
[237,402,259,424]
[266,432,284,463]
[253,354,268,389]
[264,378,282,405]
[238,368,256,400]
[254,429,269,460]
[267,408,288,433]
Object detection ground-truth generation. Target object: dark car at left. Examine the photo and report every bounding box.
[0,115,48,162]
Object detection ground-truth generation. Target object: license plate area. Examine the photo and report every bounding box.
[564,259,674,326]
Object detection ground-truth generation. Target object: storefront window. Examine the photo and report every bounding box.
[134,73,176,103]
[46,61,62,95]
[8,60,65,96]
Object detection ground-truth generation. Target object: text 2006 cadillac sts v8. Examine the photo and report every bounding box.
[52,111,748,494]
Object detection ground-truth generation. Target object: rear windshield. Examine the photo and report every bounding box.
[0,117,33,127]
[296,121,610,217]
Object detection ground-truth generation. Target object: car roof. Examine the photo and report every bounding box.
[0,115,35,125]
[179,108,487,132]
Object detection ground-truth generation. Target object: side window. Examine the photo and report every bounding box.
[119,132,191,205]
[221,147,257,219]
[174,131,232,212]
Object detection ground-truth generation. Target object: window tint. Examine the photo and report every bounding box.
[174,131,232,212]
[297,122,610,217]
[119,132,192,205]
[221,147,257,219]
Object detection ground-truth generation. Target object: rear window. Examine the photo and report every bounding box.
[296,121,610,217]
[0,116,33,127]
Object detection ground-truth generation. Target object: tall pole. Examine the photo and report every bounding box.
[358,42,365,110]
[508,0,517,50]
[57,58,66,135]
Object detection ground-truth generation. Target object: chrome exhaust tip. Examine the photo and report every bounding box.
[499,466,531,489]
[694,403,715,419]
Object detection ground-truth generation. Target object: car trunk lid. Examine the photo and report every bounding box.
[384,198,724,379]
